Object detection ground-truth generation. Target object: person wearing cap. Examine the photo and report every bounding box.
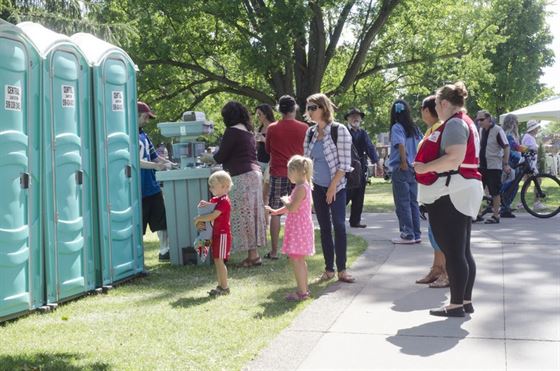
[344,107,379,228]
[265,95,308,259]
[138,101,176,262]
[475,110,510,224]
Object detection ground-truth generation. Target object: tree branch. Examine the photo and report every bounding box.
[332,0,402,97]
[324,1,355,67]
[141,58,274,103]
[152,78,213,103]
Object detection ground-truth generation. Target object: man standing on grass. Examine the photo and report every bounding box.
[265,95,308,259]
[138,101,176,261]
[345,108,379,228]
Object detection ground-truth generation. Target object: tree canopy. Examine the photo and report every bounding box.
[1,0,554,140]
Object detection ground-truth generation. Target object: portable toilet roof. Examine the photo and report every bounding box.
[16,22,72,57]
[71,32,137,70]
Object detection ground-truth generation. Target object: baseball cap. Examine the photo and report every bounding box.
[137,101,156,118]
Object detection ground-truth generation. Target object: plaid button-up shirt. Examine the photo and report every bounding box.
[304,122,353,193]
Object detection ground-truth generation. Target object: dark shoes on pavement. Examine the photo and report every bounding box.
[429,303,474,317]
[158,251,170,262]
[500,210,516,218]
[484,215,500,224]
[429,306,465,317]
[350,223,367,228]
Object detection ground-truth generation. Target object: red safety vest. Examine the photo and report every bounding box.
[415,111,481,185]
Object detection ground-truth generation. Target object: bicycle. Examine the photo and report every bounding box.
[480,150,560,219]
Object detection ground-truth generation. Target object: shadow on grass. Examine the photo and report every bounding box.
[0,352,109,371]
[254,280,330,319]
[170,295,214,308]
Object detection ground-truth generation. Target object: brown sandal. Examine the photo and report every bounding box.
[338,271,355,283]
[317,271,335,282]
[237,257,262,268]
[416,266,443,284]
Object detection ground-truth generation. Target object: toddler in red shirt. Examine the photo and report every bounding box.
[194,171,233,296]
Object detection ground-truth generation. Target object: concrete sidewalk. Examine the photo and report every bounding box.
[246,213,560,371]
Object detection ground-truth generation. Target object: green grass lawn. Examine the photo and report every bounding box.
[0,231,366,371]
[360,178,395,213]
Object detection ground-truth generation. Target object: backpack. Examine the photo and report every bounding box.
[308,123,362,189]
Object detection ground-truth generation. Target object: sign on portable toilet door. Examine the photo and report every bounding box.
[112,91,123,111]
[62,85,75,108]
[5,85,22,111]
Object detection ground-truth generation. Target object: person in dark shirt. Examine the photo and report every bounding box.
[138,102,176,262]
[344,108,380,228]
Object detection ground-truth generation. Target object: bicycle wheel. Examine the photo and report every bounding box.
[520,173,560,218]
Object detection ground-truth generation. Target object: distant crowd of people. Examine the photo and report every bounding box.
[137,80,548,317]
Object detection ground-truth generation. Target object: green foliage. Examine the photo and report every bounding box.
[475,0,554,117]
[1,0,554,138]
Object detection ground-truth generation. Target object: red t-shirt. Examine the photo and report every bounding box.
[265,119,308,177]
[210,194,231,236]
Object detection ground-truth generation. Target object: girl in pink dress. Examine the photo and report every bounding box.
[266,155,315,301]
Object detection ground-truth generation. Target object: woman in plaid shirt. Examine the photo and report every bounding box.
[304,93,355,283]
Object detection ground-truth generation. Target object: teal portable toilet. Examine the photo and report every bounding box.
[0,20,43,321]
[18,22,96,304]
[71,33,143,286]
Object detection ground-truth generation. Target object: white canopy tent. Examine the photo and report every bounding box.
[499,96,560,124]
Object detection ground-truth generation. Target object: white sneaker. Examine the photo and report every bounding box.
[391,237,416,244]
[533,201,546,211]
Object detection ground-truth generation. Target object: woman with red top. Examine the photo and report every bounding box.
[414,82,483,317]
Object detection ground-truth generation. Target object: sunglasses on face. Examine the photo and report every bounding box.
[306,104,319,112]
[476,118,486,122]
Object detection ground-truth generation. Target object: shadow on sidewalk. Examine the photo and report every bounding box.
[386,318,470,356]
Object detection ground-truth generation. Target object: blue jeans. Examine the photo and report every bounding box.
[312,185,347,272]
[391,168,421,240]
[428,224,441,251]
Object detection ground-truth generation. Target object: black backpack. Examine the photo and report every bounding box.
[307,123,362,189]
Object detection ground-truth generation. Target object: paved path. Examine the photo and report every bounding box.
[246,213,560,371]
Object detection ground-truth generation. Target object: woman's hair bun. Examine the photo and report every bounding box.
[454,81,468,99]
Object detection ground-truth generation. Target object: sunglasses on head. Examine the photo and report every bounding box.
[306,104,319,112]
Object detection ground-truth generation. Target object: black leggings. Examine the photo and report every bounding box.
[425,195,476,304]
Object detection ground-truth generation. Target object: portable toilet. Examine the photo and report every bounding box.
[0,20,43,321]
[70,32,144,286]
[17,22,96,304]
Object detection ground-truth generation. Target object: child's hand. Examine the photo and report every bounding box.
[195,221,206,231]
[265,205,274,214]
[198,200,210,208]
[280,195,290,205]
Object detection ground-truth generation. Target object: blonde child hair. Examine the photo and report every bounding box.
[287,155,313,188]
[208,170,233,192]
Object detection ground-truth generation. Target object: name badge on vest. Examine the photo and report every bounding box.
[428,131,441,142]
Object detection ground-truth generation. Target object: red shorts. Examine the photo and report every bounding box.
[212,232,231,260]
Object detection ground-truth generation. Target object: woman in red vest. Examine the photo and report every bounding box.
[413,82,483,317]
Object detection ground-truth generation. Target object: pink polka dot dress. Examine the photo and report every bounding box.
[282,183,315,256]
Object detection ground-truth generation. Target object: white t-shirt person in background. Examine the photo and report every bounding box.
[521,120,545,210]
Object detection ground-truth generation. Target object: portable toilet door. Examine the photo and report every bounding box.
[71,33,143,285]
[18,22,96,304]
[0,20,43,321]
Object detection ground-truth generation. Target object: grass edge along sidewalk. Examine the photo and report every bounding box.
[0,230,367,371]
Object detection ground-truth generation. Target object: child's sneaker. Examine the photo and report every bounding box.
[208,286,230,297]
